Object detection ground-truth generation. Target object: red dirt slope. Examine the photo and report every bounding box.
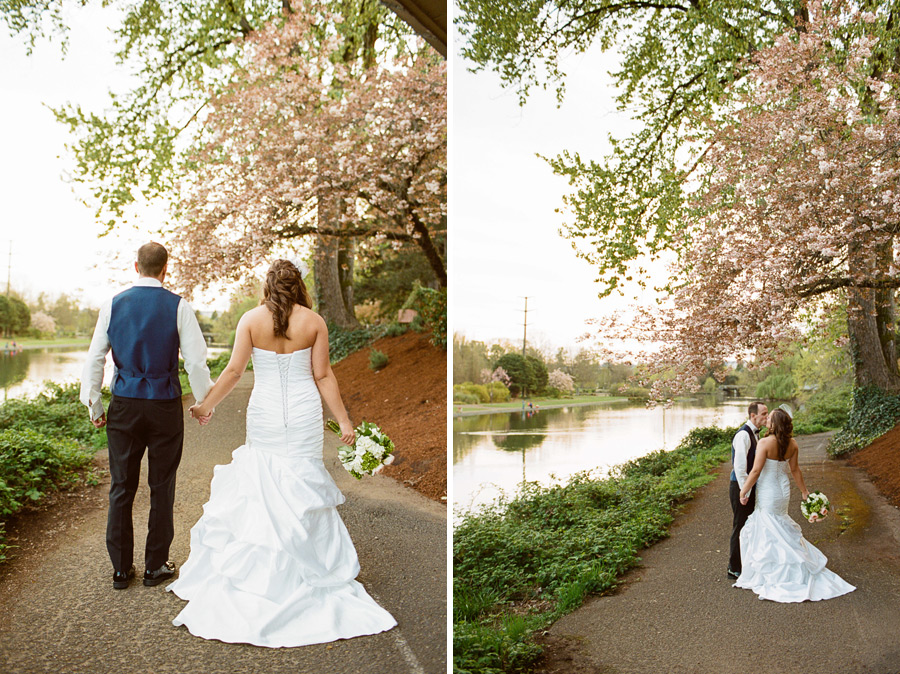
[849,422,900,508]
[332,330,446,503]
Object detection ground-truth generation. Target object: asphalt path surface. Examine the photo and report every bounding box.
[550,432,900,674]
[0,374,447,674]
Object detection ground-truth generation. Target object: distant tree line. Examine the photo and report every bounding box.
[453,334,635,398]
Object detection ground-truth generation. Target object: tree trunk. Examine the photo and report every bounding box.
[847,285,900,392]
[314,191,358,329]
[338,237,356,316]
[410,211,446,287]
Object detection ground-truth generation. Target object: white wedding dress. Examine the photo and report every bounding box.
[734,458,855,602]
[167,347,396,646]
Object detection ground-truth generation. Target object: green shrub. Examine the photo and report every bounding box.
[330,324,380,363]
[401,283,446,348]
[794,385,851,432]
[453,383,489,403]
[613,384,650,400]
[384,322,408,337]
[0,428,90,517]
[418,287,446,348]
[487,381,511,403]
[369,349,389,371]
[0,383,106,450]
[828,386,900,456]
[206,351,233,376]
[0,384,106,562]
[454,391,480,405]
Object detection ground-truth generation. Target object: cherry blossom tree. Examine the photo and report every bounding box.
[591,2,900,396]
[548,369,575,393]
[480,366,512,402]
[30,311,56,336]
[168,5,446,326]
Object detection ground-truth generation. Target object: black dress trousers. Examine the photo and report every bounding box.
[105,395,184,572]
[729,479,756,574]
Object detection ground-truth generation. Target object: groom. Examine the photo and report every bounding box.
[81,242,214,589]
[727,400,768,580]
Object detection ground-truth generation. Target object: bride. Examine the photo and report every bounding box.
[735,408,855,602]
[167,258,396,646]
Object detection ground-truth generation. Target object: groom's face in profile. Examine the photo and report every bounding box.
[752,405,769,429]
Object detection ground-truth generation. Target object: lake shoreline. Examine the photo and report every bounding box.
[20,342,91,350]
[453,397,630,417]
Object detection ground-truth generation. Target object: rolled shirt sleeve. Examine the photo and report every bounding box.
[177,299,214,405]
[732,428,752,489]
[80,300,112,421]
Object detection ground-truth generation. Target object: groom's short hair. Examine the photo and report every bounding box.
[137,242,168,277]
[748,401,764,416]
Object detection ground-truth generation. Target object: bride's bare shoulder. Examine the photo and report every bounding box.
[240,305,270,324]
[295,305,325,327]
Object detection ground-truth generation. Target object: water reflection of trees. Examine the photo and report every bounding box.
[0,351,30,393]
[452,409,553,461]
[491,410,549,451]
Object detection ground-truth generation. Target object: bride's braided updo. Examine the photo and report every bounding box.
[768,408,793,460]
[262,260,312,338]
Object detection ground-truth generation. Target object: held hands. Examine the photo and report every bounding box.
[189,404,214,426]
[739,492,749,505]
[91,413,107,429]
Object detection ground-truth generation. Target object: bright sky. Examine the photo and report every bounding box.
[450,32,654,352]
[0,5,229,312]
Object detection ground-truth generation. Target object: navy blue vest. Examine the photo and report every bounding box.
[107,286,182,400]
[730,423,758,484]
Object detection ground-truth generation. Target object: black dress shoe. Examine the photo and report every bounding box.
[113,565,136,590]
[727,568,740,580]
[143,561,177,587]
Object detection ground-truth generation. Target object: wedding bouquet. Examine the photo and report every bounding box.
[326,419,395,479]
[801,491,830,522]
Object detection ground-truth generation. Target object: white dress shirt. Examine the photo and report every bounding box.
[80,277,214,420]
[732,419,759,489]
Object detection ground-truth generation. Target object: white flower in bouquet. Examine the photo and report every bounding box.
[325,419,395,479]
[801,491,830,523]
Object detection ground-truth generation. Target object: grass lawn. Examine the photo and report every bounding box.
[9,337,92,349]
[455,395,626,414]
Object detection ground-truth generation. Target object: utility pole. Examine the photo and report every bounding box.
[521,296,530,399]
[521,296,529,358]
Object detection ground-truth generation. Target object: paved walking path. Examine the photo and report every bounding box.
[549,432,900,674]
[0,374,447,674]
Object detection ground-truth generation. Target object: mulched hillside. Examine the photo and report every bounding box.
[848,422,900,508]
[332,330,446,503]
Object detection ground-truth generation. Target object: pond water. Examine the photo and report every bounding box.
[453,398,749,513]
[0,346,227,402]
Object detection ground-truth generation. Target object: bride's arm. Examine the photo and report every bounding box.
[788,443,810,500]
[190,314,253,420]
[739,441,768,502]
[311,318,355,446]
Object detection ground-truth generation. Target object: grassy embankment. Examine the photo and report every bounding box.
[11,337,92,349]
[453,426,739,674]
[455,395,626,415]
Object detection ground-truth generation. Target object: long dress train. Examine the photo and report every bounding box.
[167,347,396,646]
